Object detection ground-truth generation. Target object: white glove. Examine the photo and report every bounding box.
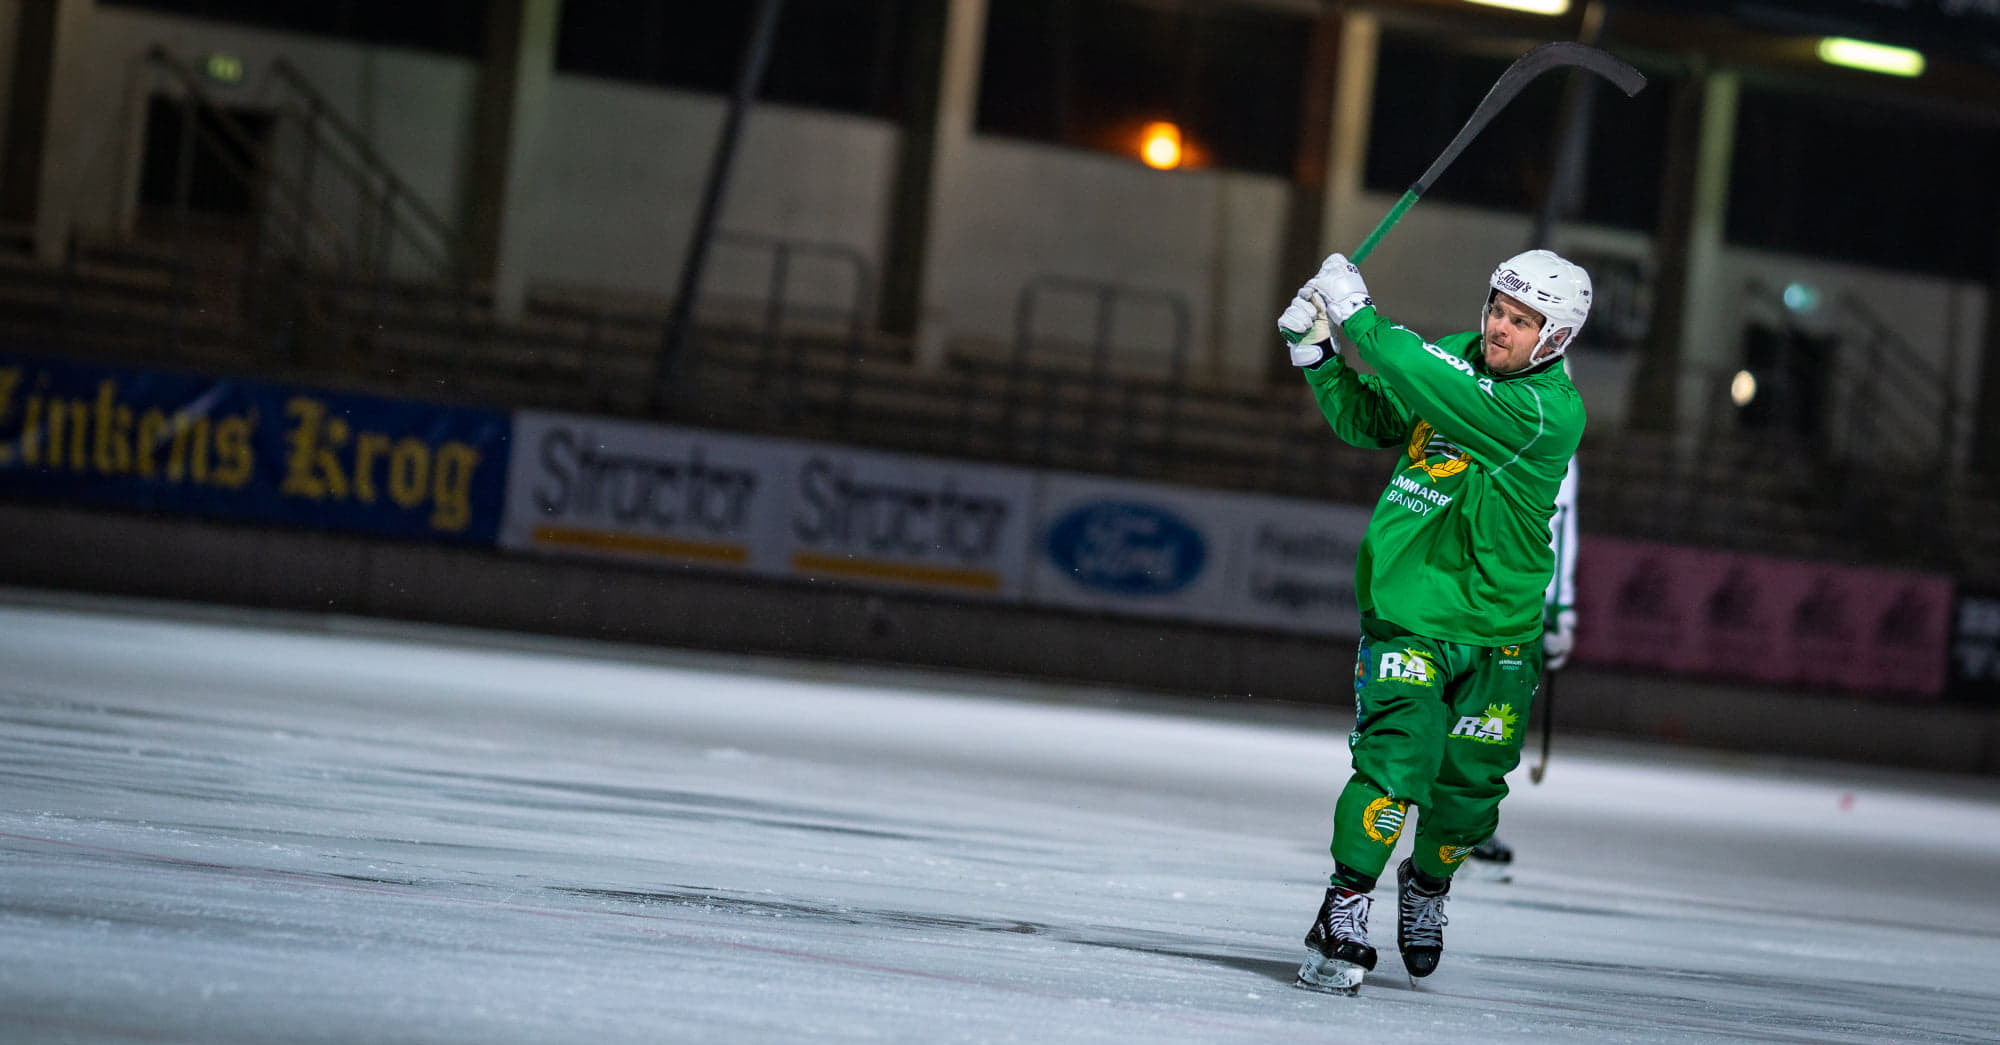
[1307,253,1373,325]
[1543,608,1576,671]
[1277,287,1333,367]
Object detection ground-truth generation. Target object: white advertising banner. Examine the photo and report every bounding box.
[501,412,791,572]
[778,444,1036,599]
[1219,493,1372,636]
[1028,472,1370,636]
[502,412,1038,600]
[503,412,1368,631]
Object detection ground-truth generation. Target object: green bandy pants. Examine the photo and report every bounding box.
[1329,614,1543,887]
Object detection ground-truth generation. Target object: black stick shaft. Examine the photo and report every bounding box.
[1350,42,1644,266]
[1530,671,1557,784]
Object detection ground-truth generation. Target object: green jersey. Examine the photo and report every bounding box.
[1303,306,1583,646]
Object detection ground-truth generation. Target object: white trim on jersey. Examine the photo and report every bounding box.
[1545,458,1579,616]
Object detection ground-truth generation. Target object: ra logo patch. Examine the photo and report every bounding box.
[1450,703,1518,745]
[1377,649,1436,686]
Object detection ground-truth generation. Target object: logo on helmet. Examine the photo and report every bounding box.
[1486,249,1591,367]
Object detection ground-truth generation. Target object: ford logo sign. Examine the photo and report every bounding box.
[1045,502,1205,596]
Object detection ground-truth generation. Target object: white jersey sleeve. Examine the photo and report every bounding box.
[1545,458,1579,619]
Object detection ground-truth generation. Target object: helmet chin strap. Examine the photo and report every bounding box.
[1526,325,1574,367]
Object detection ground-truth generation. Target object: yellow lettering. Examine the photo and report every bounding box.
[429,442,479,531]
[320,418,349,496]
[387,437,428,509]
[354,431,391,503]
[21,394,42,465]
[282,397,348,499]
[51,398,91,471]
[276,400,490,530]
[211,415,253,488]
[136,409,168,477]
[282,397,325,497]
[93,380,133,475]
[186,415,210,484]
[167,413,191,481]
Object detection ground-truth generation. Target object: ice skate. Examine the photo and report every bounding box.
[1296,886,1376,995]
[1396,859,1450,979]
[1463,835,1514,881]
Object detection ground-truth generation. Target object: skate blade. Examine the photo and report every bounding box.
[1295,952,1365,996]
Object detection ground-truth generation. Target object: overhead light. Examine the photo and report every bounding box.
[1781,282,1820,314]
[203,53,244,84]
[1730,370,1759,408]
[1463,0,1571,14]
[1139,122,1182,170]
[1816,37,1925,77]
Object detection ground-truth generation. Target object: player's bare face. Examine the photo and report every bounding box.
[1482,292,1546,374]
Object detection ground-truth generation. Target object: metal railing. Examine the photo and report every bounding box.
[993,276,1192,466]
[264,56,464,284]
[140,46,475,362]
[1824,290,1957,473]
[655,232,878,424]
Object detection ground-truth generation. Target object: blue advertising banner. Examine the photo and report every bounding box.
[0,353,510,545]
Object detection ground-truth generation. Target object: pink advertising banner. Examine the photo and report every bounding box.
[1573,536,1954,698]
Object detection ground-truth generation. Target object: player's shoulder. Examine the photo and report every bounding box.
[1515,366,1585,441]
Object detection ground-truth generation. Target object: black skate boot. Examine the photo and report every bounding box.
[1396,859,1450,979]
[1464,836,1513,881]
[1296,886,1376,995]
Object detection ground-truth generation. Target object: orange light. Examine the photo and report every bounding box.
[1140,121,1182,170]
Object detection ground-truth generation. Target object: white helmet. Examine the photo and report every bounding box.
[1486,249,1592,367]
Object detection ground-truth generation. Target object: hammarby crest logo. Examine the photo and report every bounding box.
[1044,501,1205,596]
[1363,796,1408,844]
[1405,419,1469,481]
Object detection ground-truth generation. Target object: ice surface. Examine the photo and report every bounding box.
[3,595,1998,1043]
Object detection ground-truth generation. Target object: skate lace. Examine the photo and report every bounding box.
[1401,886,1447,945]
[1323,890,1371,944]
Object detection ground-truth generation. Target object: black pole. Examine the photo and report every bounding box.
[1529,671,1556,784]
[656,0,785,414]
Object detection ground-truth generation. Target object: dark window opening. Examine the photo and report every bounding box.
[139,95,274,219]
[102,0,486,57]
[555,0,921,121]
[1728,87,1998,279]
[977,0,1310,176]
[1734,322,1832,440]
[1365,33,1669,233]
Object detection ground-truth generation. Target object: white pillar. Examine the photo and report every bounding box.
[914,0,986,374]
[468,0,559,322]
[1673,69,1739,437]
[1319,10,1379,259]
[27,0,96,264]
